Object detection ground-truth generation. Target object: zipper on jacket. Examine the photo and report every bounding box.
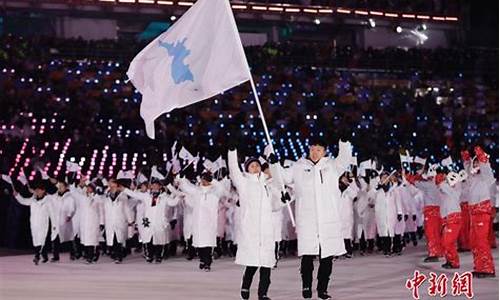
[319,170,323,184]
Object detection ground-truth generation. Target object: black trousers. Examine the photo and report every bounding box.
[300,255,333,293]
[52,235,61,259]
[147,242,164,260]
[343,239,352,255]
[84,245,100,261]
[71,236,83,258]
[241,266,271,298]
[392,234,402,254]
[34,245,48,260]
[198,247,212,267]
[109,235,124,261]
[380,236,392,254]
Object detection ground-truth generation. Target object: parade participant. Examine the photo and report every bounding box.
[48,176,77,262]
[13,179,53,265]
[339,171,358,258]
[269,138,352,299]
[71,179,105,264]
[102,178,134,263]
[412,166,443,262]
[436,172,462,269]
[229,146,281,300]
[374,172,401,257]
[122,177,179,263]
[465,146,496,278]
[177,171,226,271]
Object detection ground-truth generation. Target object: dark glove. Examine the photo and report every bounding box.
[397,214,403,222]
[281,191,291,204]
[227,137,237,151]
[412,215,417,221]
[268,153,278,164]
[99,225,105,231]
[170,219,177,230]
[404,214,409,221]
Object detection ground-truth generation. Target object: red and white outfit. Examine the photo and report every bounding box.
[414,178,443,258]
[465,147,496,275]
[438,180,462,268]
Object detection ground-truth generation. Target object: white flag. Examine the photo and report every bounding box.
[179,147,195,162]
[127,0,252,139]
[66,161,81,173]
[18,171,28,186]
[1,174,12,185]
[136,172,148,184]
[414,156,427,165]
[117,170,135,180]
[441,156,453,167]
[151,166,165,180]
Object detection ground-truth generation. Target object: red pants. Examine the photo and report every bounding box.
[470,200,496,274]
[458,202,470,251]
[489,207,497,248]
[424,206,442,257]
[442,212,462,267]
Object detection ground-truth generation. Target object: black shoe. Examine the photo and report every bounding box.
[155,258,162,264]
[146,257,154,263]
[85,259,93,264]
[473,272,496,278]
[441,262,459,269]
[302,287,312,299]
[259,296,271,300]
[41,257,49,263]
[70,255,76,261]
[114,259,122,264]
[50,257,59,263]
[204,265,211,272]
[318,292,332,299]
[199,263,206,270]
[33,257,40,265]
[240,289,250,300]
[423,256,439,263]
[186,254,195,261]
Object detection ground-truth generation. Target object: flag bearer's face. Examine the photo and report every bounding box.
[309,145,326,162]
[248,162,261,174]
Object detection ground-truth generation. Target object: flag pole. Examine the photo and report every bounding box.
[248,76,296,228]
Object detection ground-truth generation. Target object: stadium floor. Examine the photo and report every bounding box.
[0,243,498,300]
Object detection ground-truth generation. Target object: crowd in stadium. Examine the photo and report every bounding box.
[0,34,497,176]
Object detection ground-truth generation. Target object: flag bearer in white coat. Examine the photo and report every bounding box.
[177,171,225,272]
[269,138,352,300]
[229,146,281,300]
[122,178,179,263]
[103,178,134,263]
[13,179,53,265]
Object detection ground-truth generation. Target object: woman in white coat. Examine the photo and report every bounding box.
[14,180,53,264]
[177,172,226,271]
[270,138,352,299]
[102,179,134,263]
[122,181,179,263]
[71,180,105,264]
[229,148,280,300]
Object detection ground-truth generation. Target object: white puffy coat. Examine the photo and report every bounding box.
[15,194,52,247]
[72,191,104,246]
[271,156,349,258]
[229,150,280,268]
[123,189,178,245]
[103,191,134,246]
[178,178,225,248]
[49,191,77,242]
[340,181,359,240]
[374,185,402,237]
